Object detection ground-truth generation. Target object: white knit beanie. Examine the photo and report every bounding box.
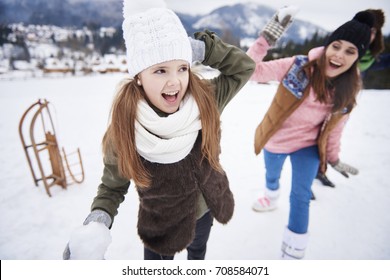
[122,0,192,77]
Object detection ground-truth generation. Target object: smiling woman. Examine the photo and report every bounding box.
[246,8,373,259]
[325,41,359,78]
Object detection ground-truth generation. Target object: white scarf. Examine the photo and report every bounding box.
[135,94,202,163]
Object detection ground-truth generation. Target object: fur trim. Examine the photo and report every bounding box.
[136,133,234,255]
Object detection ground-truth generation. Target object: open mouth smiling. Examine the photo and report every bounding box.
[329,60,342,69]
[162,90,179,102]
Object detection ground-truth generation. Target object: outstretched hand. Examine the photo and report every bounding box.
[262,5,299,46]
[277,6,299,27]
[67,222,112,260]
[63,210,112,260]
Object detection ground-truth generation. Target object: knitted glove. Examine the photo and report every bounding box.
[63,209,112,260]
[189,37,205,63]
[316,172,336,187]
[262,6,299,46]
[330,160,359,178]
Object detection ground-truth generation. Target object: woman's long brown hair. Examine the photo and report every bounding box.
[366,9,385,58]
[102,70,222,187]
[303,51,362,113]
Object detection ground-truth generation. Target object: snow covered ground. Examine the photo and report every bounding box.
[0,73,389,261]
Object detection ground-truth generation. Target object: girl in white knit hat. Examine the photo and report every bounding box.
[63,0,255,260]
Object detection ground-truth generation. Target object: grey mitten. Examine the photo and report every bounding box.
[189,37,205,63]
[330,160,359,178]
[82,209,112,227]
[63,209,112,260]
[262,6,299,46]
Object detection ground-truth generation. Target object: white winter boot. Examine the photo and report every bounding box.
[252,188,280,212]
[280,227,309,260]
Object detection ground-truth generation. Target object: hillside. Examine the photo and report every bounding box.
[0,0,326,44]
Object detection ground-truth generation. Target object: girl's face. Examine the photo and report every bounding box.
[325,40,359,78]
[138,60,190,114]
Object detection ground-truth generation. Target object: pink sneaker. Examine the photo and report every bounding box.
[252,196,278,212]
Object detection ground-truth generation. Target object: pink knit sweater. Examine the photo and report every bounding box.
[247,37,347,163]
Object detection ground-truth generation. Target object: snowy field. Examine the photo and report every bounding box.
[0,73,389,261]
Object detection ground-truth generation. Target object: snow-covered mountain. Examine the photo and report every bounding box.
[1,1,327,44]
[0,0,122,28]
[191,3,327,45]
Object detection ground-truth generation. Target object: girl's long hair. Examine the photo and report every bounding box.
[303,51,362,113]
[102,70,222,187]
[366,9,385,58]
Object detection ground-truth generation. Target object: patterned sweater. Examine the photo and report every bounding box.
[247,36,348,163]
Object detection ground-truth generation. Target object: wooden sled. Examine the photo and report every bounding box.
[19,99,85,197]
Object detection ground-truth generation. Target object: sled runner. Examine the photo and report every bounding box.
[19,99,85,197]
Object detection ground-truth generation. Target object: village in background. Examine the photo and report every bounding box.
[0,23,128,79]
[0,1,330,81]
[0,0,389,88]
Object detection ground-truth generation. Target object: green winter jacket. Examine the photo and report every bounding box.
[358,50,376,72]
[90,30,255,225]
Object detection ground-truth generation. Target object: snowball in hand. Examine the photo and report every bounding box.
[277,6,299,23]
[68,222,112,259]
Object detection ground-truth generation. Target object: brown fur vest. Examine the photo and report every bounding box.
[136,133,234,256]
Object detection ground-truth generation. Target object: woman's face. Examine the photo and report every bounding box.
[138,59,190,114]
[325,40,359,78]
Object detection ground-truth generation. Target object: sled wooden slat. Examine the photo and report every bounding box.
[19,99,85,197]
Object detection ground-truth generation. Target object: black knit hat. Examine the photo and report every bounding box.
[325,11,374,58]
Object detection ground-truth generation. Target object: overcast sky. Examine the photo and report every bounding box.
[166,0,390,34]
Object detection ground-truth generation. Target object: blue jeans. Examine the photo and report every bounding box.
[264,145,320,234]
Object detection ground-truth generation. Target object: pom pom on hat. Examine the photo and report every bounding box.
[325,11,374,58]
[353,11,375,28]
[122,0,192,77]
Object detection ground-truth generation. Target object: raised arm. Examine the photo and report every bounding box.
[193,30,256,112]
[247,6,299,83]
